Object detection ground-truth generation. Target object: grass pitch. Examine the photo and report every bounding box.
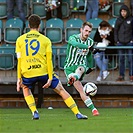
[0,108,133,133]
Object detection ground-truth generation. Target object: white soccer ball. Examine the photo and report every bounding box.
[83,82,98,96]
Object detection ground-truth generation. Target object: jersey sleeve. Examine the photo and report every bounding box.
[16,38,21,53]
[46,39,53,80]
[46,39,52,53]
[68,35,88,49]
[16,38,22,79]
[86,52,93,68]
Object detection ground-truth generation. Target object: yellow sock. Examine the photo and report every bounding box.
[64,96,80,115]
[25,95,37,113]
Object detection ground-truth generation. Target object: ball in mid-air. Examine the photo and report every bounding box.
[83,82,98,96]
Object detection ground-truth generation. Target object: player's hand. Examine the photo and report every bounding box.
[86,68,94,74]
[92,48,100,54]
[88,46,93,52]
[42,79,52,88]
[88,46,91,49]
[17,78,22,92]
[101,35,107,38]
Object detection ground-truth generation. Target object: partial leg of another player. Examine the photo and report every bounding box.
[67,66,99,116]
[73,81,99,116]
[54,81,88,119]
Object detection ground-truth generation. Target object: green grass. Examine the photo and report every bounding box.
[0,108,133,133]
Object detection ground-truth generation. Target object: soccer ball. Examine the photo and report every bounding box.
[83,82,98,96]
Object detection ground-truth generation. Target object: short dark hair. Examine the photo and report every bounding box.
[82,22,93,29]
[99,20,112,28]
[28,14,41,29]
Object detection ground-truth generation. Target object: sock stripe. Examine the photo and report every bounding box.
[64,96,80,115]
[69,103,77,109]
[25,95,37,113]
[84,98,95,110]
[84,98,93,107]
[29,103,36,108]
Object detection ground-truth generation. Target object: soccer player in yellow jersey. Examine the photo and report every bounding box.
[16,14,87,120]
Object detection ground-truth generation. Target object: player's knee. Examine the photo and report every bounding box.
[21,84,28,90]
[55,81,68,96]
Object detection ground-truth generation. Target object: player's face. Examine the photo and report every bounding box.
[80,25,92,41]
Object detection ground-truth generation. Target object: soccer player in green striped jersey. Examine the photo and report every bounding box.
[64,22,99,116]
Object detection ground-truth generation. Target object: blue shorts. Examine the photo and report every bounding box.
[22,73,59,89]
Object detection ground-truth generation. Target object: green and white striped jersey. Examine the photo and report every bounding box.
[64,34,94,69]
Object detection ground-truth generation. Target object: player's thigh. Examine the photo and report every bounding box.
[22,77,37,89]
[53,81,67,94]
[64,66,76,77]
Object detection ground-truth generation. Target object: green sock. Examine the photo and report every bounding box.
[84,97,95,111]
